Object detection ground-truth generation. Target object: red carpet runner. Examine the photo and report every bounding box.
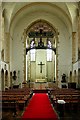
[22,93,58,120]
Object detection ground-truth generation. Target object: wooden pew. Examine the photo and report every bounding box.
[48,88,80,112]
[2,88,31,112]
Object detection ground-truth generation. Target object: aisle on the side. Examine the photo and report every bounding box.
[22,93,58,120]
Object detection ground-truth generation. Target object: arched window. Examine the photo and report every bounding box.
[30,49,36,61]
[47,49,52,61]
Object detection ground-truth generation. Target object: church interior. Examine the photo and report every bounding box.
[0,1,80,120]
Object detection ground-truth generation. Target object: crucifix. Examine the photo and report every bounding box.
[38,62,45,73]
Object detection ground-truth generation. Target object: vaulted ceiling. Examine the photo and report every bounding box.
[2,2,78,32]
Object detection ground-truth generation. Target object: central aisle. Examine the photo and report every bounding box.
[22,93,58,120]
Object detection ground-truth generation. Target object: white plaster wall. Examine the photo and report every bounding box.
[58,23,72,86]
[11,10,72,85]
[12,29,24,85]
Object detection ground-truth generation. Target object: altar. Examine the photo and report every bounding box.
[36,79,46,82]
[34,81,48,89]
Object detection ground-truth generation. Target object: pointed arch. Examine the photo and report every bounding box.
[24,19,58,84]
[26,19,58,36]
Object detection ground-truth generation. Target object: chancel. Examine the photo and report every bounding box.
[0,1,80,120]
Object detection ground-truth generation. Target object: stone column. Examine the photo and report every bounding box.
[23,29,26,85]
[4,33,10,88]
[1,7,5,61]
[4,33,10,63]
[72,32,76,63]
[55,35,59,86]
[78,2,80,60]
[1,16,5,61]
[27,51,31,81]
[52,51,54,82]
[26,36,31,81]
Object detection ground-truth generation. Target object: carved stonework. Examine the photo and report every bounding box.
[23,29,27,82]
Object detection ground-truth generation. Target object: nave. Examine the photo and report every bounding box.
[1,83,80,120]
[1,1,80,120]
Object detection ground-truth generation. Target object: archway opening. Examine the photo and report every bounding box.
[25,20,58,84]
